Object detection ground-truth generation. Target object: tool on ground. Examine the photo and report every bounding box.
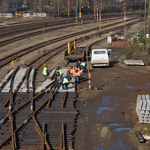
[10,58,24,68]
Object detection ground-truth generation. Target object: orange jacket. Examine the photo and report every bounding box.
[74,71,81,76]
[70,69,75,76]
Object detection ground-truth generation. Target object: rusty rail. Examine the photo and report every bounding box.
[0,89,56,148]
[60,122,66,150]
[25,66,32,93]
[9,66,20,93]
[10,114,17,150]
[1,91,44,126]
[0,70,15,91]
[47,81,60,108]
[61,92,68,108]
[50,72,57,81]
[3,93,12,107]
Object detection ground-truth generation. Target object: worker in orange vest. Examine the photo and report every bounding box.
[74,68,81,83]
[69,66,75,76]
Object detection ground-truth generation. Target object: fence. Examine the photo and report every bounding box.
[0,13,12,18]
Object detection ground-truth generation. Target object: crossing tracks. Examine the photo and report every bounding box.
[0,17,139,69]
[0,67,77,149]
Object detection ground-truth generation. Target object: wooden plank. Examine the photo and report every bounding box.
[135,131,145,142]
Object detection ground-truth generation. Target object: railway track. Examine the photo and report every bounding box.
[0,18,139,69]
[0,13,139,34]
[0,66,77,149]
[0,15,137,47]
[0,17,140,149]
[0,17,123,48]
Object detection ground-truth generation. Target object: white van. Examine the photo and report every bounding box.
[91,49,109,67]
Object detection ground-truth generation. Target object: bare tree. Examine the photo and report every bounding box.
[2,0,9,13]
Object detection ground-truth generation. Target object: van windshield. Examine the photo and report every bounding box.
[94,51,106,54]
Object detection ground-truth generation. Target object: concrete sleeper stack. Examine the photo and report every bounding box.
[136,95,150,124]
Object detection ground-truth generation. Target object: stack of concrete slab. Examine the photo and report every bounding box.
[136,95,150,123]
[124,60,144,66]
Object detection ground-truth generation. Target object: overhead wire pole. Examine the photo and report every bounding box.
[144,0,147,35]
[149,0,150,27]
[16,0,17,19]
[79,0,82,23]
[75,0,78,22]
[99,3,102,36]
[58,1,59,18]
[86,48,92,91]
[123,3,127,31]
[94,0,96,21]
[96,2,99,31]
[68,1,70,18]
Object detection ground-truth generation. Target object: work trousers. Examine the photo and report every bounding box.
[81,64,87,72]
[62,83,68,90]
[75,76,80,83]
[43,75,47,82]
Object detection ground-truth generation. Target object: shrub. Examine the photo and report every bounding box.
[124,35,150,65]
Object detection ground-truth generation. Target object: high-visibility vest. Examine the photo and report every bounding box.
[63,78,69,84]
[43,67,47,75]
[81,63,85,66]
[57,70,63,76]
[75,71,81,76]
[70,69,75,76]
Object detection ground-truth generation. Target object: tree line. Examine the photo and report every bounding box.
[0,0,146,15]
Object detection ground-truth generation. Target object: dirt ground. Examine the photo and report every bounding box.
[0,18,149,149]
[73,44,146,150]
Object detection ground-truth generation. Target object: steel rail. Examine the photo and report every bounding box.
[0,69,15,91]
[33,114,50,150]
[0,14,137,38]
[14,66,32,93]
[25,66,32,93]
[8,66,20,93]
[61,92,68,108]
[0,13,139,32]
[3,67,31,107]
[47,81,61,108]
[60,122,66,150]
[0,16,134,47]
[0,17,136,69]
[3,93,12,107]
[10,114,17,150]
[0,87,59,148]
[0,79,57,126]
[27,19,140,70]
[0,15,96,36]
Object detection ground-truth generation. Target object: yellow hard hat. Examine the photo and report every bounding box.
[43,64,46,67]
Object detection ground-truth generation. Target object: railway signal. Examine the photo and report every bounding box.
[96,2,99,31]
[79,0,82,23]
[99,3,102,36]
[94,1,96,21]
[95,1,102,32]
[123,3,127,31]
[75,0,78,22]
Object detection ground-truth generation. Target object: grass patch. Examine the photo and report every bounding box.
[130,123,150,150]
